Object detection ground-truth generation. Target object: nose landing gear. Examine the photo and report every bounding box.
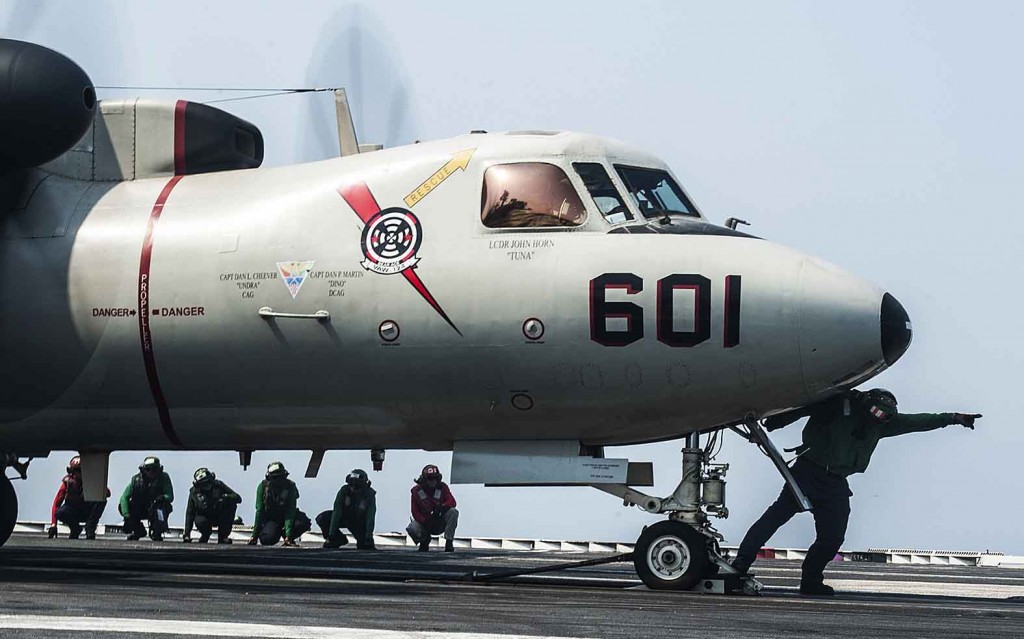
[0,475,15,547]
[0,453,32,547]
[596,431,762,594]
[634,520,710,589]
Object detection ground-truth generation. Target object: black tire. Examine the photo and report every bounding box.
[633,520,710,590]
[0,475,16,547]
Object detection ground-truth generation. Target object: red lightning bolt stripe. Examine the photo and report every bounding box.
[338,181,382,225]
[337,182,462,337]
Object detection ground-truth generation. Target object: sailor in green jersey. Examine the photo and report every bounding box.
[119,456,174,541]
[316,468,377,550]
[247,461,311,546]
[733,388,980,596]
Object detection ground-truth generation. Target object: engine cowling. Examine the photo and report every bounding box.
[0,39,95,172]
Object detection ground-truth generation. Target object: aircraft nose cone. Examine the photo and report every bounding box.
[880,292,912,365]
[797,257,887,398]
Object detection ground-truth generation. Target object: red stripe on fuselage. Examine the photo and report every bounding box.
[137,104,189,448]
[173,100,187,175]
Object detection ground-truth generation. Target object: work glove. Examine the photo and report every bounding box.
[47,526,58,539]
[282,537,297,547]
[953,413,982,429]
[247,537,258,545]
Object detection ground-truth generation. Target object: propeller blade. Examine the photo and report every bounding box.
[333,88,360,157]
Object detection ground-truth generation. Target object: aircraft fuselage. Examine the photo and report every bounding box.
[0,130,906,454]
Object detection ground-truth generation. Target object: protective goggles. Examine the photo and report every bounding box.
[868,403,897,423]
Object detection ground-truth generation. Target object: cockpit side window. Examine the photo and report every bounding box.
[614,165,699,219]
[573,162,634,225]
[481,163,586,228]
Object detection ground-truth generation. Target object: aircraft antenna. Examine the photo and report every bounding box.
[94,86,341,105]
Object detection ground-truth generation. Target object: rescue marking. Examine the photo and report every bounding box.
[136,100,189,449]
[276,260,315,298]
[403,148,475,208]
[338,181,462,336]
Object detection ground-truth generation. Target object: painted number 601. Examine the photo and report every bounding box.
[589,273,741,348]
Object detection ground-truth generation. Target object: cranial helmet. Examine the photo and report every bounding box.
[193,467,215,485]
[266,461,288,479]
[346,468,369,488]
[140,456,162,472]
[67,456,81,473]
[864,388,898,423]
[419,464,442,482]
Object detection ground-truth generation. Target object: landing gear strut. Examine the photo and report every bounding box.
[0,453,18,547]
[0,476,15,547]
[596,431,761,593]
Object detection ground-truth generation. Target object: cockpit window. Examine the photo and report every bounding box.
[573,162,633,225]
[614,166,698,219]
[481,163,586,228]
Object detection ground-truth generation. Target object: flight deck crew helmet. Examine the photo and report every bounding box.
[67,456,81,473]
[140,456,162,473]
[266,461,289,480]
[193,467,215,485]
[346,469,369,488]
[419,465,442,482]
[864,388,898,423]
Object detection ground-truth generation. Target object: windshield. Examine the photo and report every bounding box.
[481,163,587,228]
[614,166,698,219]
[573,162,633,225]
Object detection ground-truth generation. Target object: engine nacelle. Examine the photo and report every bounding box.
[0,39,95,172]
[44,99,265,182]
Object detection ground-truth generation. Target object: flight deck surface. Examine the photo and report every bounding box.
[1,534,1023,638]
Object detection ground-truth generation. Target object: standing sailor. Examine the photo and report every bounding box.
[733,388,980,595]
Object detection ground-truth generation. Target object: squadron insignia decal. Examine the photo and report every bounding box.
[338,181,462,336]
[360,208,422,275]
[276,260,316,299]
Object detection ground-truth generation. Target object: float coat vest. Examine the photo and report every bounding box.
[329,485,377,539]
[253,478,299,538]
[766,394,956,477]
[184,479,242,536]
[118,471,174,516]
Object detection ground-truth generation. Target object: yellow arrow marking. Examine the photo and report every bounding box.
[404,148,476,208]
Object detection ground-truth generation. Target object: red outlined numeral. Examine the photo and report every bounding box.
[724,275,742,348]
[589,273,644,347]
[590,274,742,348]
[657,274,711,347]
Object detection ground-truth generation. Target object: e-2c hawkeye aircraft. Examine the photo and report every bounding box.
[0,40,913,591]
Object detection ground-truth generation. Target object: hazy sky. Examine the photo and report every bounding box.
[5,1,1022,553]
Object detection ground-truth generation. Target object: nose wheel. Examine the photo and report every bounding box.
[0,475,16,547]
[633,520,710,590]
